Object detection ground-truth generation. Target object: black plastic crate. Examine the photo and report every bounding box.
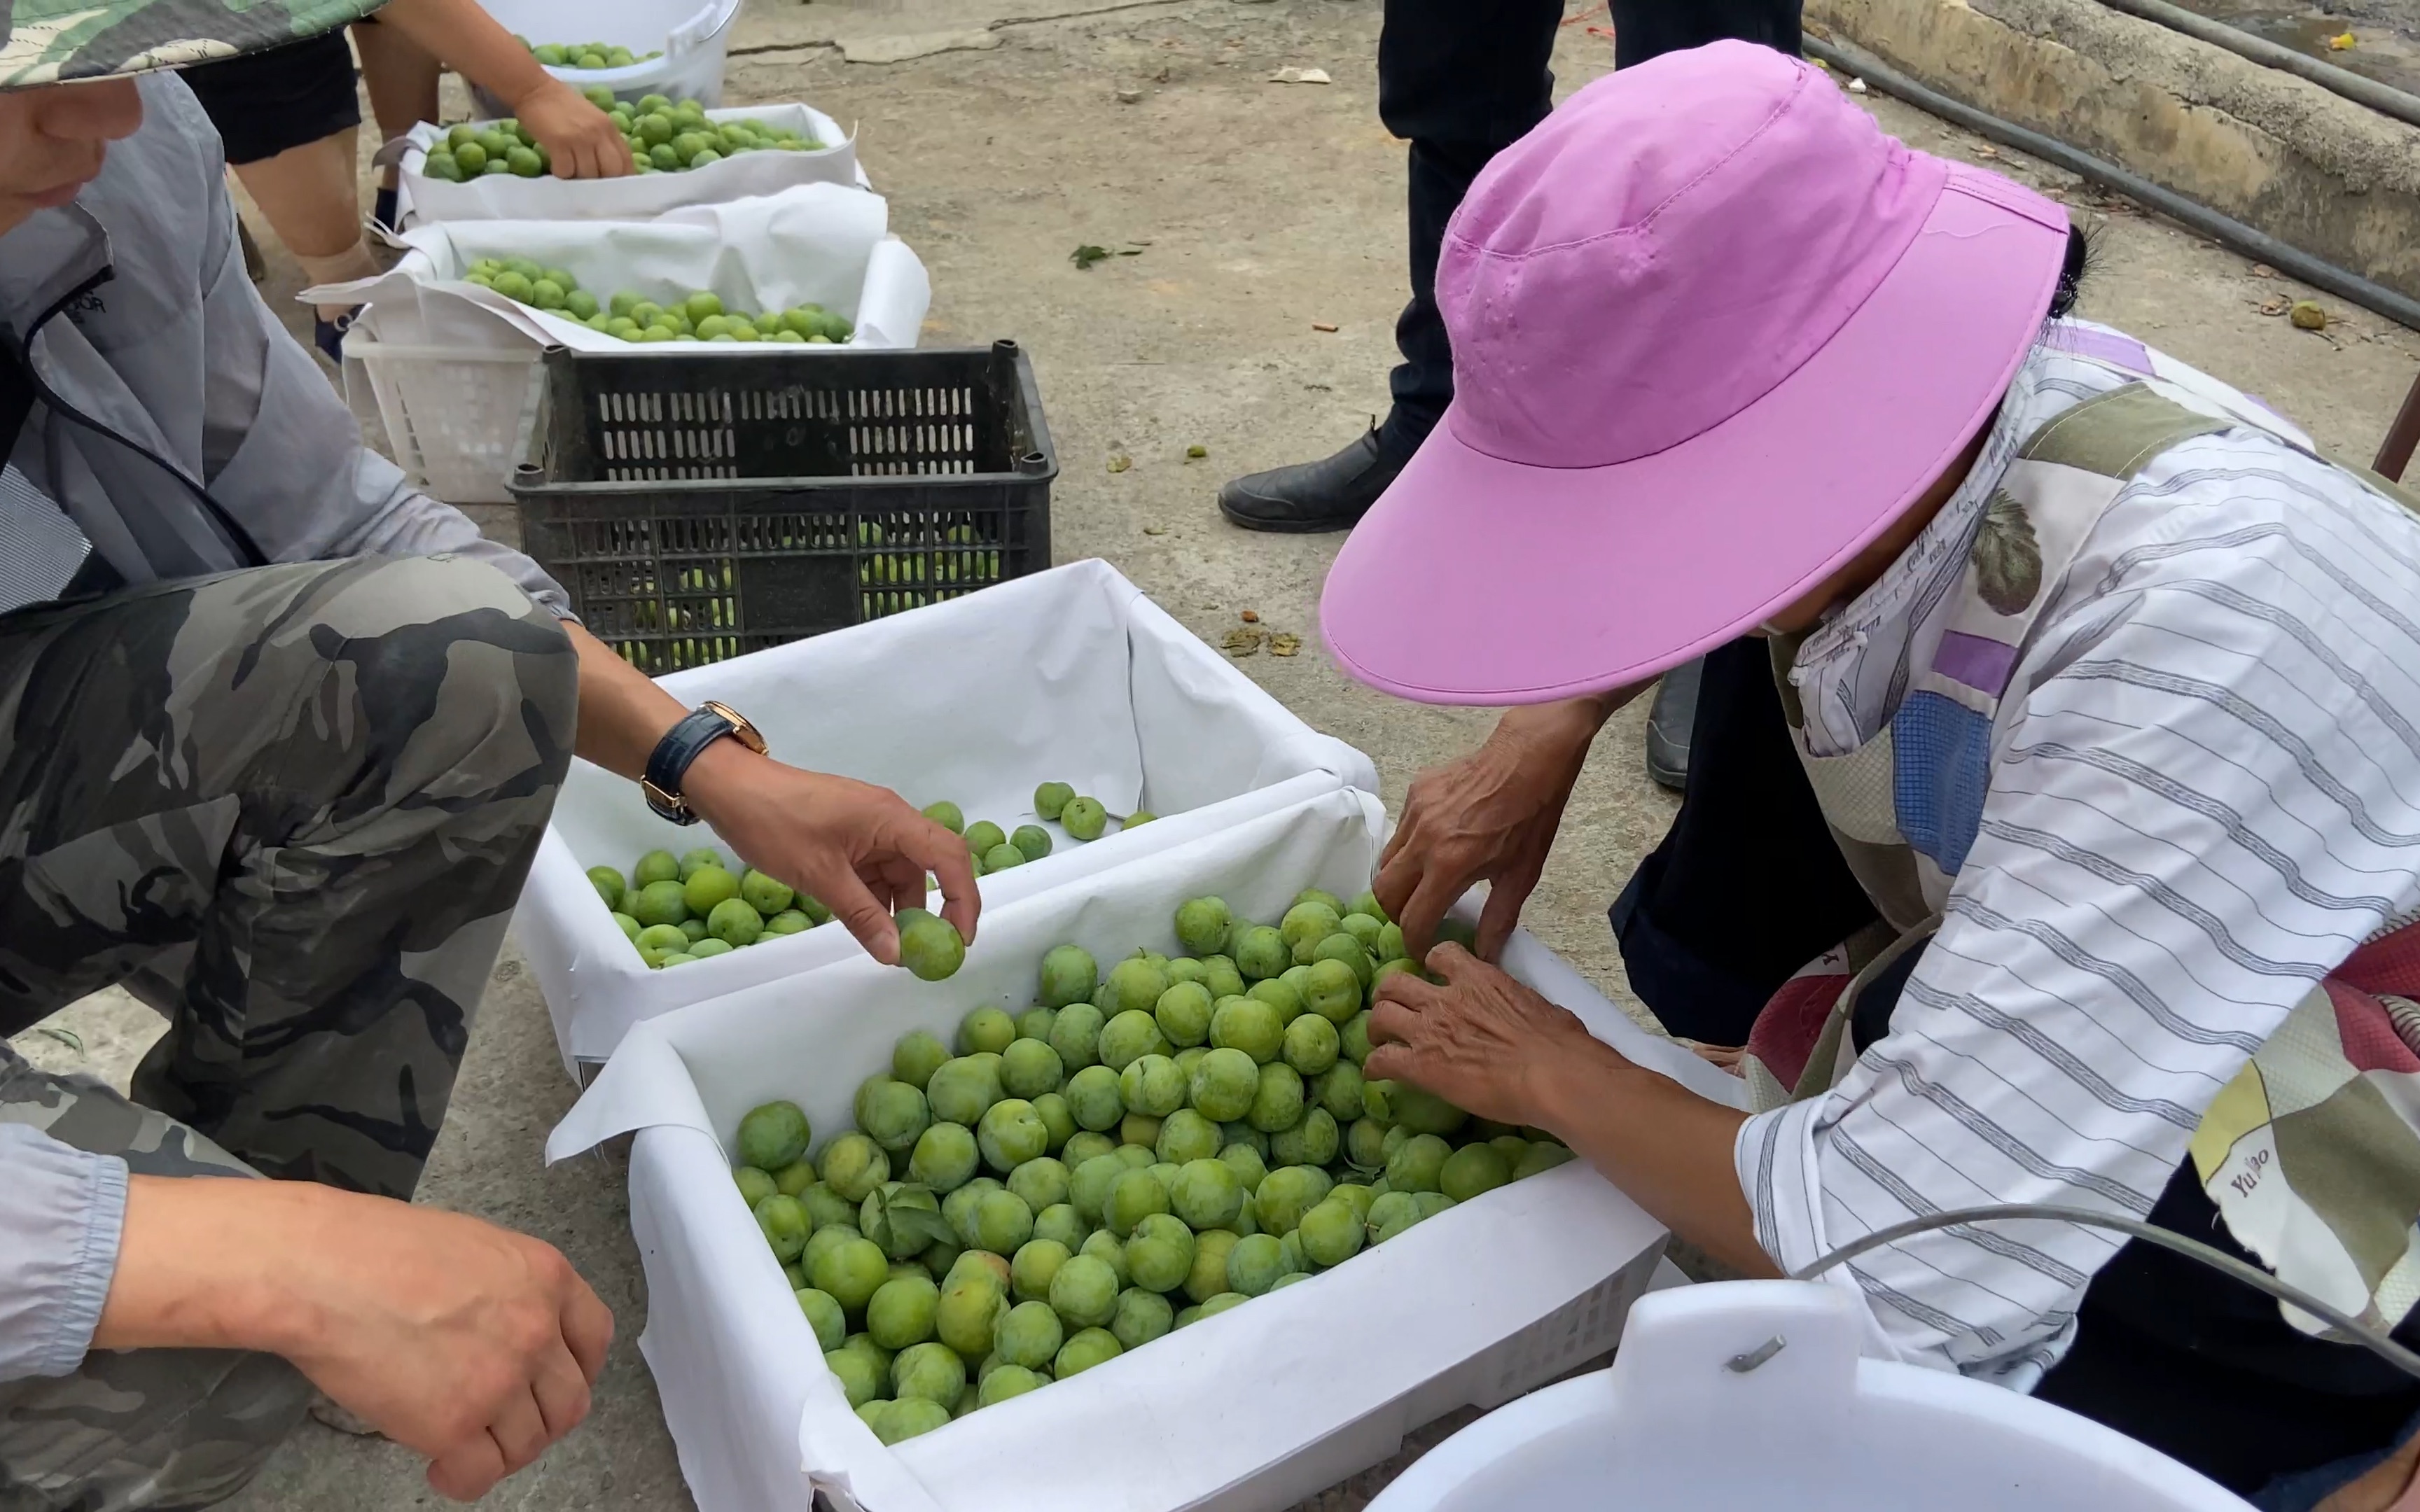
[508,341,1056,673]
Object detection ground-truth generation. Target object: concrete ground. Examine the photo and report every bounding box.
[19,0,2420,1504]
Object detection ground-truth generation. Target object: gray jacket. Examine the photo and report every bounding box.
[0,72,568,615]
[0,74,567,1382]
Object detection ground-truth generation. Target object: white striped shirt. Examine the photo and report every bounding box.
[1736,324,2420,1387]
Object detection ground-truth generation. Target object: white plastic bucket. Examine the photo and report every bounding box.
[471,0,741,111]
[1367,1281,2254,1512]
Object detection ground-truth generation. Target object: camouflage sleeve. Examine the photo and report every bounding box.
[0,1124,126,1381]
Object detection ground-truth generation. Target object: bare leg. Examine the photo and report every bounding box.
[354,19,443,193]
[228,127,378,319]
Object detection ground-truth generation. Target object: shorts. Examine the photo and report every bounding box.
[179,28,361,165]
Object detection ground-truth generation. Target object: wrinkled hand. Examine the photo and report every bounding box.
[1376,694,1630,962]
[1365,943,1625,1130]
[279,1191,612,1502]
[514,78,634,178]
[685,743,979,965]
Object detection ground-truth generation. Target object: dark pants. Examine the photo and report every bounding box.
[1617,645,2420,1499]
[1375,0,1805,454]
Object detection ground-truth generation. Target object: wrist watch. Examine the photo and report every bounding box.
[643,701,767,825]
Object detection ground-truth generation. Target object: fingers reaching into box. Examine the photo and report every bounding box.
[518,78,637,178]
[1363,944,1604,1130]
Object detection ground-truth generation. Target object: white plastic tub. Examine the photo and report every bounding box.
[548,788,1714,1512]
[471,0,740,113]
[516,561,1383,1073]
[1368,1281,2255,1512]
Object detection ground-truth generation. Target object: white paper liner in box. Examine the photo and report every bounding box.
[306,183,929,354]
[550,788,1720,1512]
[394,104,865,227]
[517,560,1383,1072]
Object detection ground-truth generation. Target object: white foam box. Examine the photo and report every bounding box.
[516,560,1380,1074]
[548,788,1734,1512]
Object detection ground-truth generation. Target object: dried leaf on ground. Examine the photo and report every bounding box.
[1108,454,1131,472]
[1269,634,1302,657]
[2258,296,2290,317]
[1221,627,1265,657]
[1185,444,1207,459]
[1268,66,1333,84]
[1240,610,1260,623]
[1072,244,1111,270]
[2251,264,2278,279]
[2330,30,2357,48]
[32,1026,82,1054]
[1312,321,1339,332]
[1143,525,1167,536]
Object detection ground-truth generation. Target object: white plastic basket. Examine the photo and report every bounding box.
[471,0,742,111]
[547,790,1705,1512]
[342,330,537,505]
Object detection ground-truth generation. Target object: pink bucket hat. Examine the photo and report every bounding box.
[1319,41,2071,705]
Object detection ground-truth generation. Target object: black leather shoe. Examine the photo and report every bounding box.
[1218,428,1410,534]
[1646,657,1702,791]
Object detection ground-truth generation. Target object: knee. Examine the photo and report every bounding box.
[314,555,578,792]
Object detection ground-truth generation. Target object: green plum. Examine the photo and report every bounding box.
[1049,1001,1106,1072]
[802,1182,859,1231]
[740,869,795,916]
[1270,1107,1339,1168]
[1284,1014,1340,1076]
[704,895,763,948]
[1170,1158,1244,1231]
[1413,1191,1457,1222]
[821,1133,891,1203]
[1299,1198,1365,1267]
[1061,797,1108,841]
[1255,1166,1334,1236]
[1038,944,1098,1009]
[867,1275,940,1349]
[613,911,644,942]
[1248,976,1305,1024]
[1048,1254,1120,1328]
[1174,1046,1210,1084]
[1249,1063,1305,1133]
[1199,956,1247,1000]
[1069,1154,1125,1225]
[1515,1142,1576,1180]
[1225,1232,1286,1296]
[1218,1142,1270,1194]
[959,1006,1017,1056]
[1174,896,1232,956]
[1119,1054,1186,1117]
[1007,1155,1070,1213]
[978,1098,1049,1171]
[1154,981,1214,1048]
[766,910,814,936]
[1342,1010,1373,1066]
[862,1183,948,1261]
[1016,1006,1059,1043]
[1061,1130,1116,1170]
[1097,1009,1167,1072]
[1104,1168,1170,1238]
[1386,1133,1452,1194]
[1165,958,1209,989]
[936,1278,1006,1357]
[972,1189,1035,1254]
[1080,1228,1131,1289]
[755,1194,811,1261]
[825,1348,884,1408]
[812,1235,890,1311]
[1009,1236,1069,1303]
[1281,901,1342,961]
[1064,1064,1124,1132]
[1365,1190,1422,1243]
[1312,934,1375,991]
[1010,825,1052,863]
[1329,1183,1376,1223]
[1302,959,1361,1024]
[1184,1230,1240,1303]
[1210,997,1284,1065]
[1001,1037,1064,1100]
[1220,1122,1267,1160]
[1155,1107,1221,1166]
[1033,1202,1087,1251]
[1190,1048,1260,1121]
[632,848,681,887]
[1120,1112,1162,1150]
[1235,925,1289,982]
[737,1101,811,1171]
[1313,1062,1365,1124]
[964,820,1007,858]
[1106,958,1170,1016]
[993,1298,1063,1369]
[735,1166,778,1208]
[1339,913,1386,953]
[630,880,690,928]
[980,1364,1045,1406]
[1123,1212,1194,1293]
[588,865,626,911]
[922,800,964,834]
[686,938,735,960]
[1366,1080,1468,1138]
[1055,1326,1122,1377]
[908,1122,980,1192]
[899,914,966,981]
[861,1079,931,1153]
[983,843,1024,872]
[683,864,740,917]
[891,1341,966,1409]
[926,1057,1004,1128]
[798,1287,846,1350]
[1031,1091,1076,1153]
[1440,1142,1512,1203]
[1112,1286,1176,1350]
